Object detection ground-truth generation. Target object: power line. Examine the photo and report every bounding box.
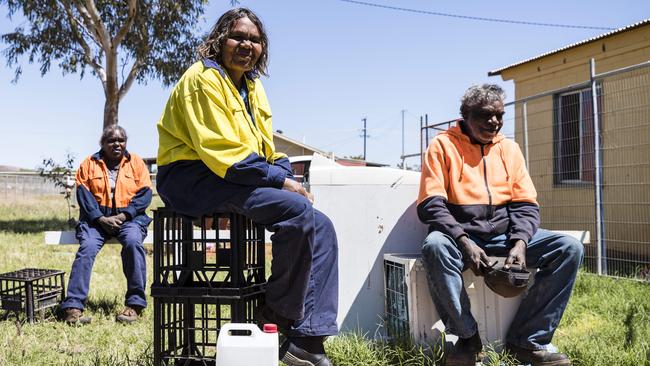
[339,0,615,31]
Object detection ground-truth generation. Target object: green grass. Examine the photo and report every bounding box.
[0,195,648,365]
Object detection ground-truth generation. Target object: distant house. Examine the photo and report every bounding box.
[489,19,650,271]
[144,131,387,174]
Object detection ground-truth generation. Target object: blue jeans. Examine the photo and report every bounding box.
[61,221,148,310]
[421,229,583,350]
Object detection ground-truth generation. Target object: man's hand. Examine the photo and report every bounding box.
[97,214,125,235]
[458,235,491,276]
[505,239,527,269]
[282,178,314,204]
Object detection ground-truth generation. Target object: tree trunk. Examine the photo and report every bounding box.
[103,46,120,129]
[103,93,119,129]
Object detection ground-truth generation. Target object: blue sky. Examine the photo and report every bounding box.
[1,0,648,169]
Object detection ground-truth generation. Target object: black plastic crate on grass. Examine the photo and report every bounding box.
[153,208,267,297]
[153,291,264,366]
[0,268,65,323]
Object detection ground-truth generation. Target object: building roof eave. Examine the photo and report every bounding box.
[488,18,650,77]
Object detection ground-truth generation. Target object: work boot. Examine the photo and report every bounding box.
[505,343,571,366]
[280,337,332,366]
[445,332,482,366]
[254,304,294,334]
[116,305,143,324]
[63,308,92,325]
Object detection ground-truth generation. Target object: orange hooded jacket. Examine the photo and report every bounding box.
[417,123,540,243]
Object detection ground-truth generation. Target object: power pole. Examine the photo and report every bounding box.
[361,117,368,160]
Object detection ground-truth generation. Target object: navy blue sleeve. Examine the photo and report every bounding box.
[507,202,540,244]
[76,185,103,223]
[273,157,294,179]
[417,196,466,239]
[224,152,288,188]
[123,187,153,220]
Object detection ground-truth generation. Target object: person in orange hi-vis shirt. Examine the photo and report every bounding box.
[60,125,152,325]
[417,84,583,366]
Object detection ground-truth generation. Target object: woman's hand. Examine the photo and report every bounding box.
[97,215,125,235]
[282,178,314,204]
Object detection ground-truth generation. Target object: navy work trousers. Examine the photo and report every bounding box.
[61,221,148,310]
[158,180,339,337]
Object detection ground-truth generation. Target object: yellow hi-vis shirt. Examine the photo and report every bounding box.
[157,60,287,179]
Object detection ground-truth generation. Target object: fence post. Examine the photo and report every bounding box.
[522,101,530,171]
[590,58,606,275]
[420,116,424,168]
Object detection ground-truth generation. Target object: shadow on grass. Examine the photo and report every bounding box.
[85,296,122,315]
[0,218,74,233]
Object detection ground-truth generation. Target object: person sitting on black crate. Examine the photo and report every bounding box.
[60,125,152,325]
[417,84,583,366]
[155,8,338,366]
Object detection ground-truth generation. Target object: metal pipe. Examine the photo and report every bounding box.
[401,109,406,169]
[590,58,605,275]
[522,102,530,171]
[420,116,424,168]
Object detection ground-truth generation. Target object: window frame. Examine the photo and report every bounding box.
[553,85,602,186]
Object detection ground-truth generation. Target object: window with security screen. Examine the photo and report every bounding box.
[553,86,602,184]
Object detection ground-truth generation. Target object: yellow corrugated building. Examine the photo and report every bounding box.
[489,19,650,273]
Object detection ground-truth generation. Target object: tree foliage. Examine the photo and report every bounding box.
[1,0,209,128]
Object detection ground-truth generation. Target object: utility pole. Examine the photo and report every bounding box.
[401,109,406,169]
[361,117,368,160]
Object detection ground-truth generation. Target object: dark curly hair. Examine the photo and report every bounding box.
[198,8,269,77]
[460,84,506,120]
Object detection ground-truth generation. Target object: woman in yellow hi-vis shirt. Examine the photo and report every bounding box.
[156,8,338,366]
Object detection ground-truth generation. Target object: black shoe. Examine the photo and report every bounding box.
[505,343,571,366]
[254,305,294,334]
[445,332,482,366]
[280,338,332,366]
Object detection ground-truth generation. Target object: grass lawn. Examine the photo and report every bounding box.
[0,195,648,365]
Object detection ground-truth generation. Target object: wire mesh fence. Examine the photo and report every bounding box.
[418,59,650,280]
[0,173,61,198]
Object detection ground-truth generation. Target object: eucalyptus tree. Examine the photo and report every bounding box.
[1,0,214,128]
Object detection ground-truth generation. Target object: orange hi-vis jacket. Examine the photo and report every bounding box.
[417,123,540,243]
[76,151,153,227]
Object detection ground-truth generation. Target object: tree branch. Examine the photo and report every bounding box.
[71,0,103,48]
[59,0,106,85]
[113,0,137,47]
[119,59,141,101]
[82,0,111,51]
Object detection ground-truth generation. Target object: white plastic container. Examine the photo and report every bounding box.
[216,323,279,366]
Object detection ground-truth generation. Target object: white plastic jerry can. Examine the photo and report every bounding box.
[216,323,279,366]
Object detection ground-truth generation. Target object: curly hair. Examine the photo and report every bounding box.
[99,125,127,145]
[460,84,506,120]
[197,8,269,77]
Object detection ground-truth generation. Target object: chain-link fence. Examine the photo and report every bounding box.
[0,172,158,198]
[0,172,62,198]
[417,59,650,280]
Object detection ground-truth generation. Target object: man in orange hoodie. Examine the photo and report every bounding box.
[418,84,583,366]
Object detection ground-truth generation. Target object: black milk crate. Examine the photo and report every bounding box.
[153,290,264,366]
[0,268,65,323]
[153,209,267,295]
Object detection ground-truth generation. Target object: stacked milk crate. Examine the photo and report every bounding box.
[151,208,267,366]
